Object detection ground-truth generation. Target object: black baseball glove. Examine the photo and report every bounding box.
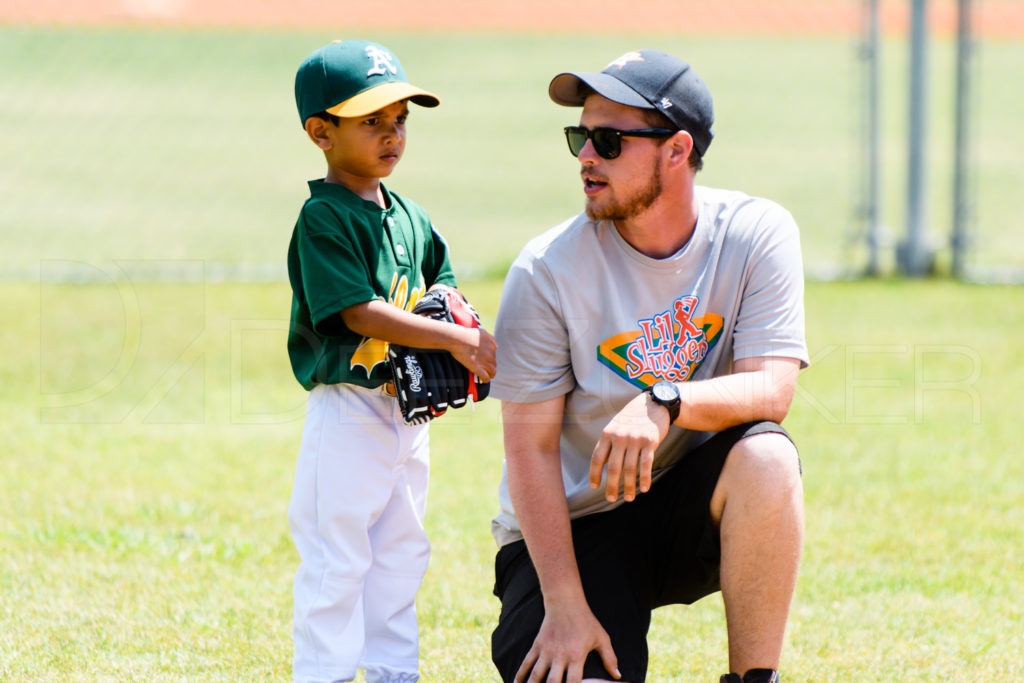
[387,285,490,424]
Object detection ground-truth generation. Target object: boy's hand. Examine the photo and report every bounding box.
[451,325,497,383]
[386,287,497,424]
[417,285,497,382]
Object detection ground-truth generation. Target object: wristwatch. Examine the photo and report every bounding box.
[644,380,681,423]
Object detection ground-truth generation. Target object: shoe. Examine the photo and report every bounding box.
[720,669,779,683]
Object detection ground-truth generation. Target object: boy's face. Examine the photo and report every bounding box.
[314,99,410,181]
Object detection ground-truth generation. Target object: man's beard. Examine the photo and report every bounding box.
[585,163,662,222]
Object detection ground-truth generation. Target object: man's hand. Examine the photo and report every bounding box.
[514,597,620,683]
[589,392,671,503]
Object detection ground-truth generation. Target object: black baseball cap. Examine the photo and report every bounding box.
[549,49,714,157]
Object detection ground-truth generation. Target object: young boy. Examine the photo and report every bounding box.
[286,40,497,683]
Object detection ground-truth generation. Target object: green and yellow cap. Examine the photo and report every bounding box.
[294,40,439,124]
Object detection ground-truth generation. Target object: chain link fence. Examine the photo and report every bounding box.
[2,0,1022,281]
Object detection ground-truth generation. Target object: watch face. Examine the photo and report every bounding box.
[652,381,678,402]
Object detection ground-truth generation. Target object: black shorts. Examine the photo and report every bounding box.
[490,421,795,683]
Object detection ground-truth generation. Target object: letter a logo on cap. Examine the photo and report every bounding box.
[365,45,398,77]
[606,51,644,70]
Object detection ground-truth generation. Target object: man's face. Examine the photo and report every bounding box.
[576,95,664,222]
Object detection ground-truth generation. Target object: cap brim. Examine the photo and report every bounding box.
[327,81,440,117]
[549,72,653,109]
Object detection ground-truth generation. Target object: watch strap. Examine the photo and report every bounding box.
[644,380,681,423]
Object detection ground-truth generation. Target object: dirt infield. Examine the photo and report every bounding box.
[2,0,1022,38]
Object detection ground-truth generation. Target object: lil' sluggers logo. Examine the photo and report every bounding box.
[597,294,723,388]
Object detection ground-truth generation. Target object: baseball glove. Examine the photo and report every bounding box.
[387,285,490,425]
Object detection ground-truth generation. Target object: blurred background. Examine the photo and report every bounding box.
[2,0,1022,284]
[3,3,1023,679]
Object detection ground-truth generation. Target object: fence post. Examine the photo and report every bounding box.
[863,0,883,276]
[899,0,935,276]
[951,0,973,279]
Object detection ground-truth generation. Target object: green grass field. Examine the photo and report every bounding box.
[2,26,1023,276]
[3,279,1023,680]
[2,22,1023,682]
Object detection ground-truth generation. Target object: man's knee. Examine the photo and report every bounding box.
[711,431,803,523]
[731,431,801,483]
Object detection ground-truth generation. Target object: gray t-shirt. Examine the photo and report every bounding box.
[489,185,809,547]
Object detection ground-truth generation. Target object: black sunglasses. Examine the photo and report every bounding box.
[563,125,677,160]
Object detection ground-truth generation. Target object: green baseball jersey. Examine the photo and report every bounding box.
[287,179,456,391]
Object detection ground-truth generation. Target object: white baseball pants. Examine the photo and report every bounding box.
[289,383,430,683]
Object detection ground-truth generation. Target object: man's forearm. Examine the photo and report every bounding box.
[507,448,588,606]
[503,396,591,609]
[674,359,800,432]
